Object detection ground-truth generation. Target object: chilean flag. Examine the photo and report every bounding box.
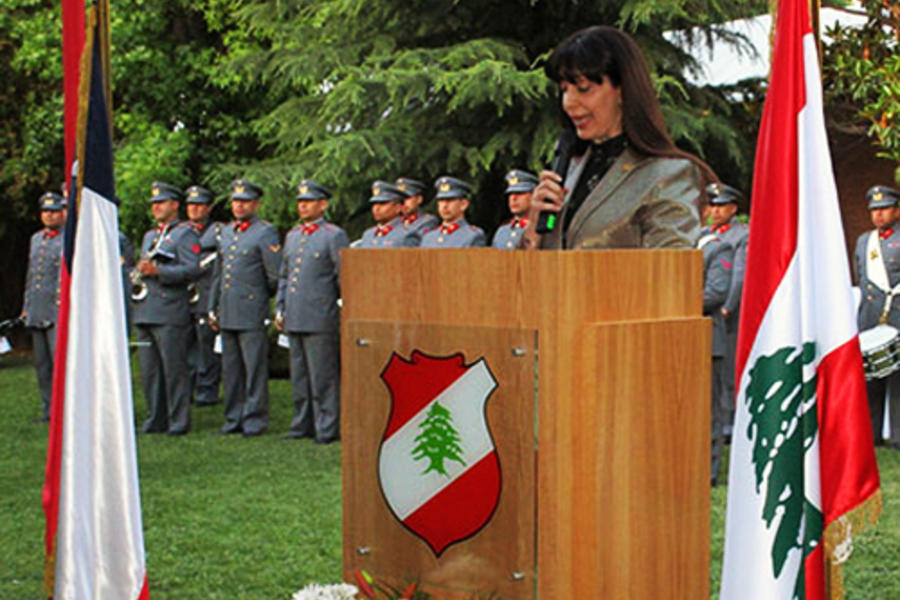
[719,1,881,599]
[42,7,150,599]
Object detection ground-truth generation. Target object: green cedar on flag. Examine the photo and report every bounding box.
[719,1,881,599]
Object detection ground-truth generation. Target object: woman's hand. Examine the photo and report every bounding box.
[522,170,567,249]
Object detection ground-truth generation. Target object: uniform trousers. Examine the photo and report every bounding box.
[221,328,269,435]
[30,326,56,420]
[711,356,728,483]
[866,372,900,444]
[187,317,221,405]
[287,331,340,442]
[137,323,191,434]
[722,321,738,434]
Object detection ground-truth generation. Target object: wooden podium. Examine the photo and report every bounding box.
[341,249,710,599]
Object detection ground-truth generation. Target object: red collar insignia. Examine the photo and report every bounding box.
[375,224,393,237]
[44,228,60,239]
[880,227,894,240]
[234,220,251,232]
[403,213,419,225]
[302,223,319,235]
[714,223,731,235]
[513,217,529,229]
[440,222,460,235]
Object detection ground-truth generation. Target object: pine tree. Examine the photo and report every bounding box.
[411,402,466,477]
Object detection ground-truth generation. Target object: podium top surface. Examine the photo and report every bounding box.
[341,248,702,327]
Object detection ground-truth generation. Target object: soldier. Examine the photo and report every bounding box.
[357,181,418,248]
[185,185,222,406]
[21,192,67,421]
[421,176,486,248]
[854,184,900,449]
[697,230,734,485]
[396,176,438,243]
[492,169,537,249]
[208,179,282,437]
[703,182,748,436]
[132,182,201,435]
[276,179,349,443]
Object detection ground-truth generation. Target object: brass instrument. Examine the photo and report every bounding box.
[131,223,171,302]
[188,252,218,304]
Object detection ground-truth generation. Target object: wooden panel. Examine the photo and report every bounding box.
[342,321,537,599]
[537,318,710,599]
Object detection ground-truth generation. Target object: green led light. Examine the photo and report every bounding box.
[547,214,556,230]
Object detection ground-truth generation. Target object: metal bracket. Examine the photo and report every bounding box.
[356,338,371,347]
[356,546,371,556]
[511,347,527,357]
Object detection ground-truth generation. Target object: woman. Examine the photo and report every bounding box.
[524,26,715,250]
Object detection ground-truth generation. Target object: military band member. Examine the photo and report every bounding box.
[358,181,418,248]
[276,180,348,443]
[208,179,282,437]
[854,184,900,449]
[697,230,734,485]
[21,192,66,421]
[185,185,222,406]
[703,182,748,435]
[396,176,438,242]
[132,182,201,435]
[421,176,486,248]
[492,169,537,249]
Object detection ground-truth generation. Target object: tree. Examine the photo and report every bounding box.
[411,401,466,477]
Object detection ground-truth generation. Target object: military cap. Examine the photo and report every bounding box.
[706,182,745,206]
[150,182,184,203]
[395,177,427,197]
[296,179,331,201]
[434,175,472,200]
[185,185,214,204]
[39,192,65,211]
[369,180,405,203]
[866,185,900,210]
[230,179,263,201]
[504,169,538,194]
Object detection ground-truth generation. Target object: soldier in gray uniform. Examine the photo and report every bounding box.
[703,182,748,436]
[492,169,537,249]
[357,181,419,248]
[421,176,486,248]
[185,185,223,406]
[698,231,734,485]
[21,192,67,421]
[208,179,282,437]
[396,177,438,243]
[854,184,900,449]
[132,182,201,435]
[276,179,349,443]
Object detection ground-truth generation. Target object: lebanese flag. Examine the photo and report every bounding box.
[42,7,150,599]
[719,1,881,599]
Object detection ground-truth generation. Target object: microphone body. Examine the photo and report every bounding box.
[536,128,577,234]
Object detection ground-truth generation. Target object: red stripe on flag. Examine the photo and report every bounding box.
[804,543,825,600]
[402,452,500,556]
[816,338,881,522]
[381,351,469,439]
[139,575,150,599]
[62,0,85,186]
[734,0,809,385]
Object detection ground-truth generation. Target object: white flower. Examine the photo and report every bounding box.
[291,582,359,600]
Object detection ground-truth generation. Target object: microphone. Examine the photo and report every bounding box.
[536,127,577,234]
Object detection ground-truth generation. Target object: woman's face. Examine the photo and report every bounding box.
[560,74,623,143]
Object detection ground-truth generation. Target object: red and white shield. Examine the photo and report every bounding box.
[378,350,500,556]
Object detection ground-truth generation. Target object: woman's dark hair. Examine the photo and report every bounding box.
[545,26,716,182]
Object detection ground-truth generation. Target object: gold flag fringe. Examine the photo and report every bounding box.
[42,538,56,597]
[823,489,883,600]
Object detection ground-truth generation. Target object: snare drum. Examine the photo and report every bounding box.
[859,324,900,380]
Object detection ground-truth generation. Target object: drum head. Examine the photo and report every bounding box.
[859,324,899,349]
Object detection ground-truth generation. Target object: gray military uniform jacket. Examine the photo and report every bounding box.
[421,219,487,248]
[23,228,64,328]
[491,217,529,249]
[855,227,900,330]
[276,219,349,333]
[191,220,223,317]
[132,220,201,327]
[699,235,734,357]
[541,146,701,249]
[402,212,439,245]
[707,221,749,317]
[209,216,282,330]
[358,216,418,248]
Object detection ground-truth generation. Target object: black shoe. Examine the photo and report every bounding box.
[314,437,339,445]
[219,425,242,435]
[282,432,311,440]
[167,428,189,436]
[242,429,265,438]
[141,424,166,434]
[195,398,220,407]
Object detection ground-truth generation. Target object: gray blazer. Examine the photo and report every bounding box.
[700,236,734,357]
[541,146,702,250]
[403,212,439,245]
[716,221,748,316]
[132,220,201,327]
[276,219,349,333]
[491,218,528,249]
[855,228,900,330]
[209,216,282,330]
[358,216,418,248]
[421,219,486,248]
[191,221,223,316]
[23,229,64,328]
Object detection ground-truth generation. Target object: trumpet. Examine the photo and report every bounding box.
[130,268,148,302]
[188,252,218,304]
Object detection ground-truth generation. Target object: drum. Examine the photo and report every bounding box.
[858,324,900,380]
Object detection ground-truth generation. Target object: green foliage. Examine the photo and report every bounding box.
[411,401,465,477]
[823,1,900,184]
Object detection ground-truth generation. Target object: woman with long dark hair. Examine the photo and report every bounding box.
[524,26,716,250]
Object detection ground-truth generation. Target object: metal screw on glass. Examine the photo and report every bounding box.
[511,347,527,357]
[356,546,371,555]
[356,338,371,347]
[511,571,525,581]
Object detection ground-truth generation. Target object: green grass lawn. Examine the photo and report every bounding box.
[1,351,897,599]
